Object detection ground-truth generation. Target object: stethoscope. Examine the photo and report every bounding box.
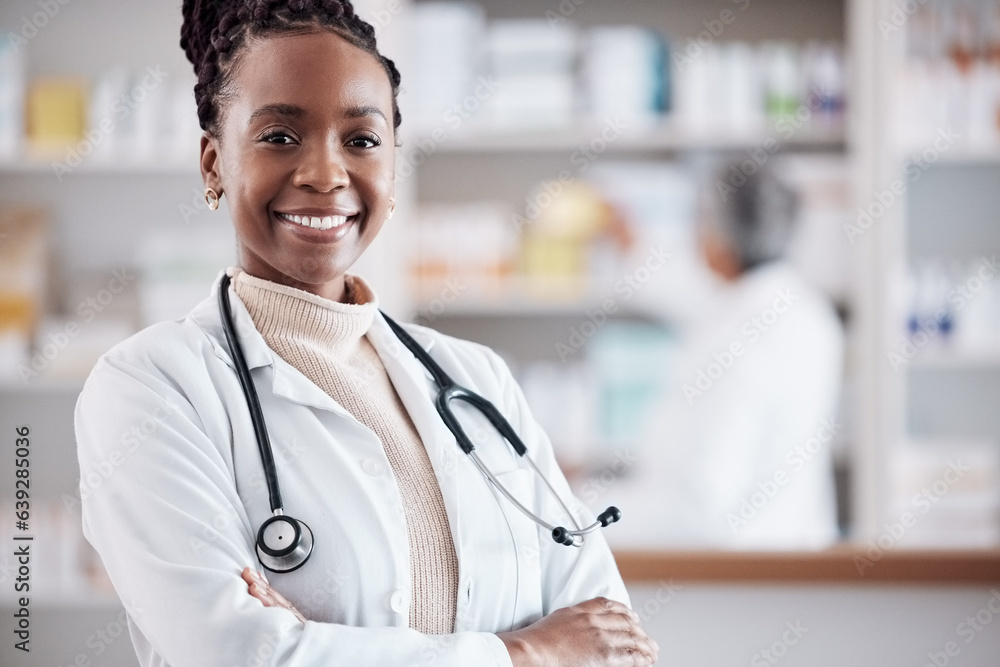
[218,274,620,573]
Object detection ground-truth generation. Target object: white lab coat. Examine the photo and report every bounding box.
[75,271,628,667]
[612,262,843,550]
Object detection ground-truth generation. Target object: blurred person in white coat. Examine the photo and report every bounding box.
[618,162,843,550]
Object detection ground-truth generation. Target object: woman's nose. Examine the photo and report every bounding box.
[292,143,350,192]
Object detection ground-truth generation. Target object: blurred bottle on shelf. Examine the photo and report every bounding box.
[903,257,1000,359]
[0,38,25,160]
[409,1,487,131]
[406,2,845,138]
[896,0,1000,152]
[889,440,1000,547]
[0,207,48,385]
[25,77,88,154]
[484,19,577,129]
[410,201,516,303]
[581,26,668,126]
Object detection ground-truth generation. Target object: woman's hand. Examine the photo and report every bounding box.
[498,597,658,666]
[241,567,307,623]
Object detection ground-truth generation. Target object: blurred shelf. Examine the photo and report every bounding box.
[896,145,1000,166]
[411,277,637,317]
[0,156,199,175]
[414,119,846,155]
[1,590,122,609]
[909,347,1000,369]
[0,378,86,394]
[615,547,1000,584]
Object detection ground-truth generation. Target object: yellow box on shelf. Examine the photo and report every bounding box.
[0,206,49,384]
[26,77,88,153]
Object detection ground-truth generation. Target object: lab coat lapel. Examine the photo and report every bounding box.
[192,271,356,418]
[367,314,466,562]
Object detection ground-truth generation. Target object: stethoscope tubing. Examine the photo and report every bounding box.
[219,273,284,515]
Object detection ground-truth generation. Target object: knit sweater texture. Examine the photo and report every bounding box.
[232,269,458,634]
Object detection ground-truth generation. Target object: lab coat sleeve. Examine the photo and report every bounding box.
[484,349,631,615]
[75,352,512,667]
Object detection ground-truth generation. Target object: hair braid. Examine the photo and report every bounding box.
[180,0,402,134]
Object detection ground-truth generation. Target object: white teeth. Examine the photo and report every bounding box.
[279,213,350,231]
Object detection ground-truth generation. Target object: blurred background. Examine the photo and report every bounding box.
[2,0,1000,664]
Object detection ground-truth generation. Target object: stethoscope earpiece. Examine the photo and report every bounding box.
[550,506,622,547]
[255,514,314,573]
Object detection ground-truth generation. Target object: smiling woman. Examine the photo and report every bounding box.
[72,1,656,666]
[200,30,396,302]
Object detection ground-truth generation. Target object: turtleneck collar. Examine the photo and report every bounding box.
[230,267,379,359]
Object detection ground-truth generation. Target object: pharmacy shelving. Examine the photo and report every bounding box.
[854,0,1000,546]
[416,121,845,154]
[0,157,197,174]
[4,0,990,663]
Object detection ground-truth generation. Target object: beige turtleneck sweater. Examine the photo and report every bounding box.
[232,269,458,634]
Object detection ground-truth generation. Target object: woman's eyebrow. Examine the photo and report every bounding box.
[345,105,388,124]
[248,103,306,124]
[247,103,387,125]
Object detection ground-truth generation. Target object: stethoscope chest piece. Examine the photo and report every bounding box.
[256,514,314,573]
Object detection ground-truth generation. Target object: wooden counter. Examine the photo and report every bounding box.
[614,547,1000,584]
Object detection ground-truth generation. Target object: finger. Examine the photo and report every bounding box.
[607,627,659,665]
[583,605,644,635]
[249,582,276,606]
[586,597,641,623]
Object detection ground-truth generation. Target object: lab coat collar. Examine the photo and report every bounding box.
[190,269,439,415]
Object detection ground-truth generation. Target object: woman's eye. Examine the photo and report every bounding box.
[260,131,295,145]
[349,134,381,149]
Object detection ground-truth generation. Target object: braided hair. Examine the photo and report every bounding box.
[180,0,402,135]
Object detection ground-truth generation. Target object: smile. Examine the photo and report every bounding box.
[276,212,352,231]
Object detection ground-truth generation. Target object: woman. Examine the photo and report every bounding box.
[74,1,657,665]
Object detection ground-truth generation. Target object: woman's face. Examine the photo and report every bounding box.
[201,31,396,302]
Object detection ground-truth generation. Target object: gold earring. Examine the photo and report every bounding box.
[387,198,396,220]
[205,187,220,211]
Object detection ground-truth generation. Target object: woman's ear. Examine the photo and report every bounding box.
[200,131,223,195]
